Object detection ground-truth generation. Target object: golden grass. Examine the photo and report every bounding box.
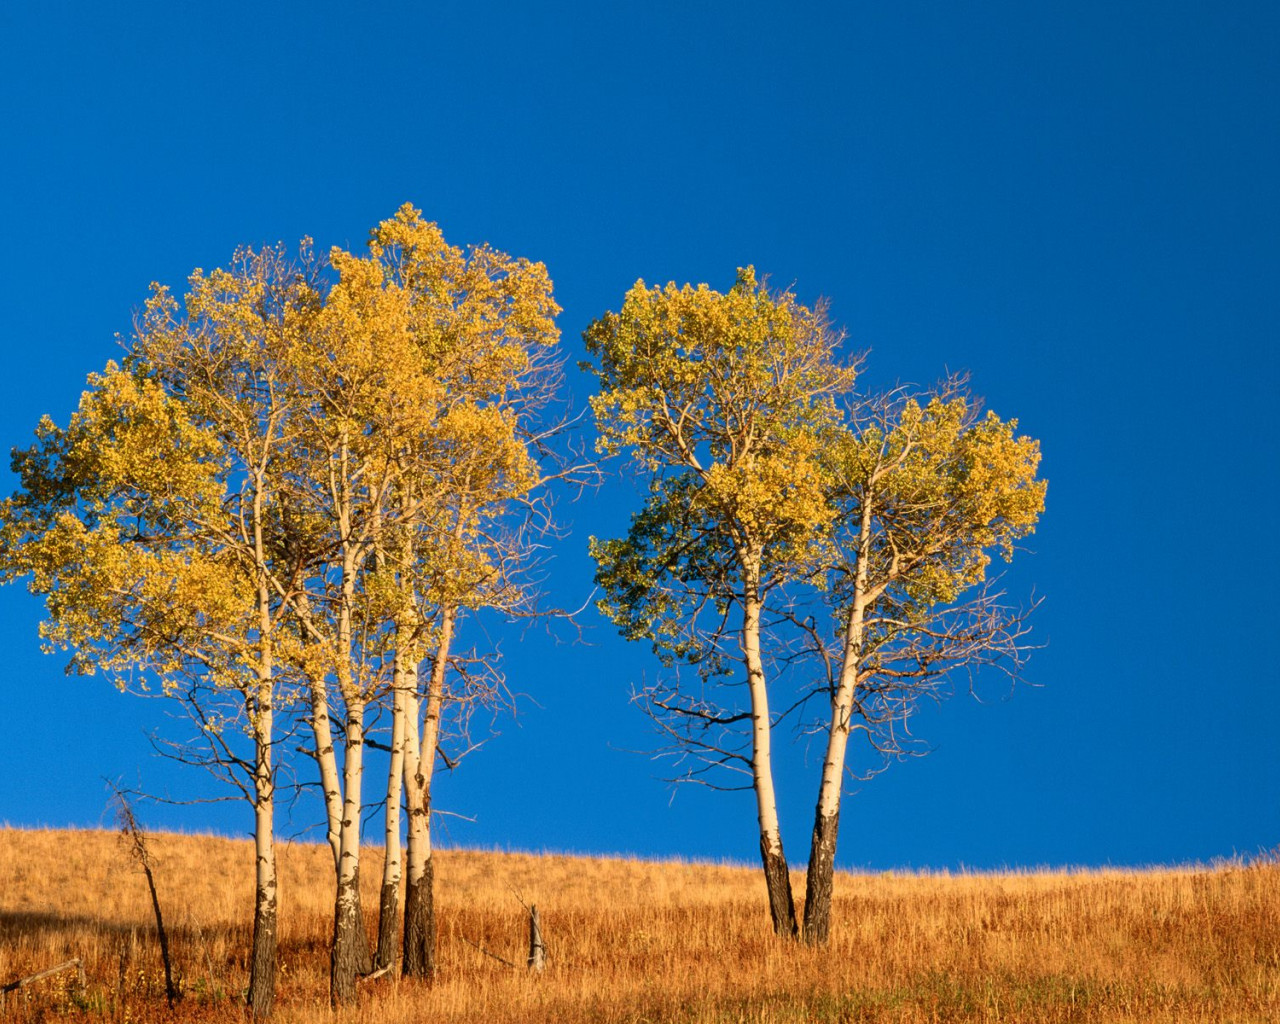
[1,827,1276,1022]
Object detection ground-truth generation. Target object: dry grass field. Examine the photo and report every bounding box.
[0,827,1276,1023]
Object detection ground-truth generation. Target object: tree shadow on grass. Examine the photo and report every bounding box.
[1,908,235,944]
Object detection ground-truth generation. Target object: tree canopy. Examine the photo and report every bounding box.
[583,268,1045,942]
[0,205,567,1008]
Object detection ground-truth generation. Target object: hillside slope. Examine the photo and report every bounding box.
[1,828,1276,1022]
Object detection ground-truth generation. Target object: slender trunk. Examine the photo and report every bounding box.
[295,589,345,873]
[802,500,873,945]
[330,697,367,1003]
[802,664,855,944]
[330,445,372,1004]
[801,628,857,944]
[307,675,344,871]
[526,905,546,971]
[247,480,277,1016]
[330,868,362,1004]
[741,562,798,938]
[376,658,407,971]
[402,848,435,980]
[801,664,852,947]
[245,675,276,1013]
[304,655,374,996]
[373,503,403,974]
[118,796,177,1008]
[400,670,432,979]
[402,607,454,978]
[301,653,374,983]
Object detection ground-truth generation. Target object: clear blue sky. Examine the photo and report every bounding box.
[1,1,1276,871]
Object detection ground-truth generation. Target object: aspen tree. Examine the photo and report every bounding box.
[584,269,854,937]
[284,256,392,1002]
[3,207,568,1008]
[800,381,1045,944]
[359,206,560,979]
[272,208,558,998]
[0,244,316,1016]
[586,275,1046,944]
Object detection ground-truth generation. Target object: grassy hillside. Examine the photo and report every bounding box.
[1,828,1275,1022]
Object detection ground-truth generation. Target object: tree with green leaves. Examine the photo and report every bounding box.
[583,268,855,937]
[585,270,1045,943]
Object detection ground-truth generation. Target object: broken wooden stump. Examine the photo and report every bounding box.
[527,904,546,972]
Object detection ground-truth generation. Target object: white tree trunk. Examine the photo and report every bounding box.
[247,674,278,1017]
[402,607,454,978]
[400,671,430,976]
[376,663,406,971]
[307,671,344,873]
[329,694,366,1004]
[741,565,798,938]
[328,461,372,1005]
[802,498,873,945]
[247,479,278,1016]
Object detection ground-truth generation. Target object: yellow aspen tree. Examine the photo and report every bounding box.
[275,207,560,999]
[0,243,317,1016]
[800,379,1045,944]
[280,246,416,1002]
[583,269,855,938]
[359,206,560,981]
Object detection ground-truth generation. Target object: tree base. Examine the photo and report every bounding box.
[759,836,799,939]
[248,890,277,1017]
[403,856,436,979]
[802,809,840,945]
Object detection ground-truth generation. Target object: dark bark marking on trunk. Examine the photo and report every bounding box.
[802,809,840,945]
[375,880,401,972]
[353,887,374,976]
[402,855,436,980]
[248,889,277,1017]
[758,835,799,939]
[329,872,363,1005]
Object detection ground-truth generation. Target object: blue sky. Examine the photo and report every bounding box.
[1,1,1276,871]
